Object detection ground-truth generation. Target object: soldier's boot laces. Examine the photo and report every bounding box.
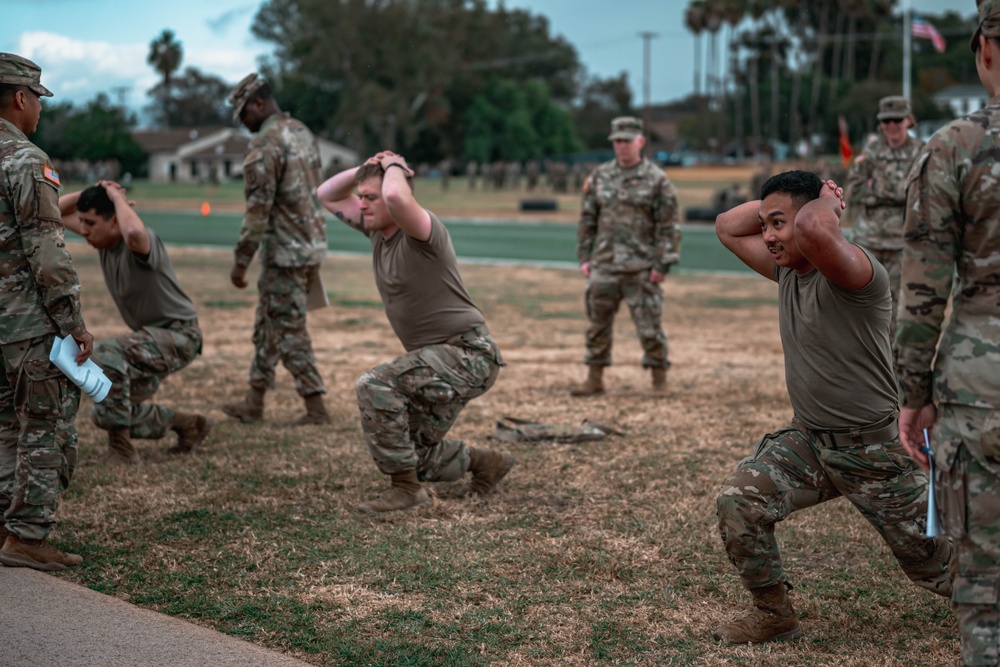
[711,583,802,644]
[356,470,433,514]
[290,393,331,426]
[570,366,605,397]
[468,447,515,496]
[651,367,667,394]
[0,535,83,572]
[167,412,214,454]
[222,387,266,424]
[106,427,141,465]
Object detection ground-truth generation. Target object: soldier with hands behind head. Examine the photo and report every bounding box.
[0,53,93,571]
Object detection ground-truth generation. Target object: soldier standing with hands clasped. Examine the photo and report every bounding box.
[897,2,1000,663]
[571,116,680,397]
[0,53,93,571]
[222,73,331,426]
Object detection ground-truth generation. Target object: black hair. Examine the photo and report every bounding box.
[759,170,823,209]
[0,83,25,110]
[77,185,116,219]
[246,82,273,107]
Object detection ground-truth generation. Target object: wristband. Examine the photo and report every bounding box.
[385,162,407,173]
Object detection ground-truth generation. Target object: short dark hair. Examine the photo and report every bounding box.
[760,170,823,209]
[77,185,116,219]
[246,82,273,107]
[0,83,25,110]
[354,162,415,192]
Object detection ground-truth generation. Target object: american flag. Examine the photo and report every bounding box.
[912,16,946,54]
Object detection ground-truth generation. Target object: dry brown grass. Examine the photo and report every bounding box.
[55,243,958,666]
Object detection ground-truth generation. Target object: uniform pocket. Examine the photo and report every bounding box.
[17,357,65,419]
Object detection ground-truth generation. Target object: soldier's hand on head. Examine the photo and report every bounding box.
[820,179,846,215]
[72,330,94,364]
[231,264,248,289]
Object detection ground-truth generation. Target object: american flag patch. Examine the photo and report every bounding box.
[43,165,60,186]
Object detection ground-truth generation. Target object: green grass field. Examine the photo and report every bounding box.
[129,209,752,274]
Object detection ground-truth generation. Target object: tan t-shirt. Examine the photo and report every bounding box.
[99,229,197,331]
[371,212,484,352]
[776,246,897,430]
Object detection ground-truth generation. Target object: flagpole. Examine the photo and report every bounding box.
[903,0,912,98]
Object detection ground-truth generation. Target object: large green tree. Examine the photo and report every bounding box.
[36,95,146,176]
[250,0,581,161]
[146,67,231,127]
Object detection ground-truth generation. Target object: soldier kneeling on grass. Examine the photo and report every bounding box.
[316,150,514,513]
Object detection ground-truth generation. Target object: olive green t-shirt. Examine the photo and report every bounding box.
[99,229,197,331]
[370,212,484,352]
[776,246,897,430]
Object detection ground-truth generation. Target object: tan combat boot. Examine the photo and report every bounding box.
[570,366,605,396]
[222,387,266,424]
[356,470,433,514]
[167,412,214,454]
[468,447,515,495]
[0,534,83,571]
[289,393,331,426]
[651,367,667,394]
[107,427,141,465]
[711,583,802,644]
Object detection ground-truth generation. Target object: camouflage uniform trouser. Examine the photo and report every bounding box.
[249,264,325,397]
[934,404,1000,666]
[355,325,502,482]
[90,320,202,440]
[0,334,80,541]
[716,419,953,597]
[583,267,668,369]
[869,248,902,363]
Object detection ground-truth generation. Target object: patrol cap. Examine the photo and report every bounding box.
[0,53,53,97]
[228,72,266,121]
[971,0,1000,52]
[608,116,643,141]
[877,96,911,121]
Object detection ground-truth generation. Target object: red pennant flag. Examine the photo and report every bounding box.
[838,116,853,167]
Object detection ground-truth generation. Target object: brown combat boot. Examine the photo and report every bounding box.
[570,365,605,396]
[468,447,515,495]
[289,393,331,426]
[0,523,9,545]
[0,534,83,571]
[356,470,432,514]
[106,427,141,465]
[222,387,265,424]
[651,367,667,394]
[167,412,214,454]
[711,583,802,644]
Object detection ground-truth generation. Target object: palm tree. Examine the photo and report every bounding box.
[148,29,183,90]
[685,1,708,96]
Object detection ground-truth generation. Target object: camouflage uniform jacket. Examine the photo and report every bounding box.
[234,112,327,269]
[576,157,680,274]
[896,97,1000,410]
[0,117,84,345]
[846,133,924,251]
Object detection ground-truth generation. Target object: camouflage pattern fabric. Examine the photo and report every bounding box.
[89,320,201,439]
[934,405,1000,666]
[0,117,85,344]
[355,327,501,482]
[577,157,681,274]
[234,113,327,270]
[0,334,80,541]
[898,96,1000,667]
[582,266,668,368]
[248,264,325,397]
[716,422,953,597]
[491,416,625,444]
[846,133,924,252]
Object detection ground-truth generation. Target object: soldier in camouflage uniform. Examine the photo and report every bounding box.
[223,73,330,426]
[896,4,1000,663]
[59,182,211,465]
[572,116,681,396]
[845,96,923,362]
[317,151,514,513]
[0,53,94,571]
[713,170,953,644]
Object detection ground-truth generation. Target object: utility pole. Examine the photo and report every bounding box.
[902,0,912,99]
[638,31,659,144]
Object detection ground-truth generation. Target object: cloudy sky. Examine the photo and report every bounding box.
[2,0,973,124]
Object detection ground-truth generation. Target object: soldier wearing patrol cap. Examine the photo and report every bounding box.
[0,53,95,571]
[897,1,1000,663]
[571,116,681,397]
[222,73,331,426]
[844,95,923,366]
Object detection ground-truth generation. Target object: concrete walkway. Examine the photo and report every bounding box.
[0,565,315,667]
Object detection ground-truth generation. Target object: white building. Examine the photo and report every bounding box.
[932,84,990,118]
